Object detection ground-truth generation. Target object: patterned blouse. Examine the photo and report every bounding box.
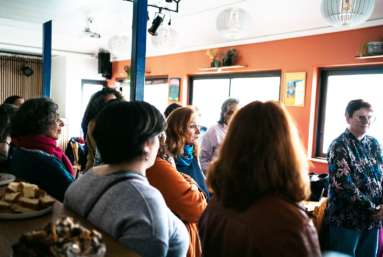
[325,128,383,231]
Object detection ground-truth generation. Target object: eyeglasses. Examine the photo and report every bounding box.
[354,115,376,123]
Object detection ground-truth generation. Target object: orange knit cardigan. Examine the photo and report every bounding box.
[146,157,207,257]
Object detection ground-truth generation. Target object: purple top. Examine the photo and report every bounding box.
[200,124,227,171]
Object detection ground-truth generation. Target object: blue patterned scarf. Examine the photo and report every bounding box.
[176,145,194,166]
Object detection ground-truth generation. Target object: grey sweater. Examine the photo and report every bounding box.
[64,170,189,257]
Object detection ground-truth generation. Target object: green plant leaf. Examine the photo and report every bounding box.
[214,60,220,69]
[232,55,237,62]
[220,53,224,59]
[364,33,373,40]
[232,49,237,53]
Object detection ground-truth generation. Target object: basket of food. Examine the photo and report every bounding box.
[12,216,106,257]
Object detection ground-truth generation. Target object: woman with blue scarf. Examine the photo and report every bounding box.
[166,107,210,202]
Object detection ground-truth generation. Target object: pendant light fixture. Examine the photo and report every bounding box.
[151,26,180,51]
[321,0,375,27]
[216,7,252,39]
[108,35,130,56]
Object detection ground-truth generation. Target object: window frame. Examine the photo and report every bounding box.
[188,71,282,105]
[81,79,107,114]
[315,65,383,158]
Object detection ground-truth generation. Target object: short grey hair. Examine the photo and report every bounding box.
[218,98,240,125]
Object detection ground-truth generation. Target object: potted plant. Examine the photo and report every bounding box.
[124,65,131,86]
[206,49,220,69]
[220,49,237,66]
[360,33,383,57]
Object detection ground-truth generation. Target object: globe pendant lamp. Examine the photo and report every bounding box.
[321,0,375,27]
[216,7,252,39]
[151,26,180,51]
[108,35,130,56]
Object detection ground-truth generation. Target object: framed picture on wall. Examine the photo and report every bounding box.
[169,78,180,101]
[284,72,306,106]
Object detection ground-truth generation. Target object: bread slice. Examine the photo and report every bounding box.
[11,203,35,213]
[0,200,13,213]
[19,182,39,198]
[4,192,21,203]
[39,195,55,208]
[18,197,40,210]
[5,182,20,193]
[23,230,48,242]
[35,188,46,198]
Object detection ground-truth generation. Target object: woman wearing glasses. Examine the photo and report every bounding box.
[326,99,383,256]
[10,98,75,202]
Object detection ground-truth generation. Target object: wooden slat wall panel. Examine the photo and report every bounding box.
[0,56,42,103]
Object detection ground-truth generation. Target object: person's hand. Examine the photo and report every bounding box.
[372,205,383,222]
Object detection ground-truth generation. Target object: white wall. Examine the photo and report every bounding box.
[51,56,67,117]
[51,55,105,138]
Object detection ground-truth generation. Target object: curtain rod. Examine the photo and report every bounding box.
[0,52,42,60]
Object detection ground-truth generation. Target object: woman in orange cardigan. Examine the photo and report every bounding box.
[146,134,207,257]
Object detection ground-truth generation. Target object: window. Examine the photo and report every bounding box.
[81,79,107,136]
[114,77,169,114]
[189,71,281,128]
[316,66,383,158]
[81,79,107,118]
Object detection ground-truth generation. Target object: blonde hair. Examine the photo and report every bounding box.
[207,101,310,211]
[166,106,200,160]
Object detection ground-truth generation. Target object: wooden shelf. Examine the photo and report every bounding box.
[198,65,246,71]
[355,54,383,59]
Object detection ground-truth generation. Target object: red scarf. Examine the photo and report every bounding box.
[13,135,75,177]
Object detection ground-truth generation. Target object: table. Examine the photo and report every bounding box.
[0,182,140,257]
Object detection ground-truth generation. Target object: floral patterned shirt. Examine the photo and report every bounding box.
[325,128,383,231]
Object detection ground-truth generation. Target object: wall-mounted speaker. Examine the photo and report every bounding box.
[98,52,112,80]
[98,52,110,74]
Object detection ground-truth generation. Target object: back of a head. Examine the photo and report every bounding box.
[0,104,18,140]
[164,103,182,118]
[93,101,166,165]
[4,95,22,105]
[207,101,310,211]
[166,106,199,158]
[84,87,122,125]
[10,98,58,138]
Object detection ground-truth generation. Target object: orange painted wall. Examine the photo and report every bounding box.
[110,25,383,174]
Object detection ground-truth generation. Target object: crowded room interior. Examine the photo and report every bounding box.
[1,0,383,256]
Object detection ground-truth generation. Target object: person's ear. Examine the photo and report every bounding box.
[346,115,351,125]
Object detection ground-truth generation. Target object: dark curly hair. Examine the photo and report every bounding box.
[4,95,23,105]
[93,101,166,165]
[10,98,59,138]
[84,87,122,125]
[0,104,18,141]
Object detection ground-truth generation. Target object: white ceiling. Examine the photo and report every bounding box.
[0,0,383,60]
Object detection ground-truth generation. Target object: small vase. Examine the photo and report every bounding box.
[222,58,232,66]
[367,42,383,55]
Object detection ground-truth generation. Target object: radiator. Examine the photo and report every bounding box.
[56,118,70,152]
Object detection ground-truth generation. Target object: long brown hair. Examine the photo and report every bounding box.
[207,101,310,211]
[166,106,200,160]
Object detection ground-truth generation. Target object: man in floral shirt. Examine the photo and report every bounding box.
[326,99,383,256]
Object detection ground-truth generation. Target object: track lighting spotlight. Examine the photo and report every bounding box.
[148,11,165,36]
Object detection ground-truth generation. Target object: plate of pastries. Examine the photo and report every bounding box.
[0,182,55,219]
[12,216,106,257]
